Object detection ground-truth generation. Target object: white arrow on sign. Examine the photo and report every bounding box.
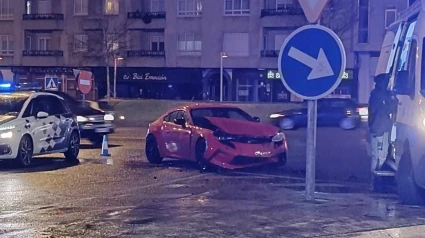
[298,0,330,23]
[288,47,334,80]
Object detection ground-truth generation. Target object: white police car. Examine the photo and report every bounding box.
[0,83,80,166]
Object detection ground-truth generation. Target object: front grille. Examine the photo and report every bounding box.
[230,156,266,165]
[233,136,272,144]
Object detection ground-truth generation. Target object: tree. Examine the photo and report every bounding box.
[72,5,134,101]
[320,0,359,38]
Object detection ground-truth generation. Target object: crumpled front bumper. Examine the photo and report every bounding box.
[204,139,287,170]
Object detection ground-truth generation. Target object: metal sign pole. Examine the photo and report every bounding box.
[305,19,321,201]
[305,99,317,200]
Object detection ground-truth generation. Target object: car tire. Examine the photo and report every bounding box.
[64,131,80,163]
[145,135,163,164]
[88,134,104,146]
[396,149,425,205]
[279,118,295,130]
[195,139,209,173]
[15,135,33,167]
[339,117,357,130]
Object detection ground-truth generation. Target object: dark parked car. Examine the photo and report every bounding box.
[42,91,115,145]
[269,98,368,130]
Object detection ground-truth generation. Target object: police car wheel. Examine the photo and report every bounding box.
[64,132,80,163]
[396,150,425,205]
[16,135,33,167]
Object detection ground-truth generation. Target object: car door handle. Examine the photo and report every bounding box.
[49,122,54,124]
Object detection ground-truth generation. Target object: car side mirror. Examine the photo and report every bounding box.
[174,118,186,127]
[253,117,260,122]
[393,70,411,95]
[36,111,49,119]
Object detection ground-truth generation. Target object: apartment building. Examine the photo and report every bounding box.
[0,0,411,102]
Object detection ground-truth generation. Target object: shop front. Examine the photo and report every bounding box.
[94,67,203,100]
[12,66,95,100]
[265,68,358,102]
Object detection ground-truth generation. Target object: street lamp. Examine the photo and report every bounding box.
[220,52,228,102]
[113,56,124,98]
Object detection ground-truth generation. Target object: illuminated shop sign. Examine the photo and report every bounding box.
[266,70,353,80]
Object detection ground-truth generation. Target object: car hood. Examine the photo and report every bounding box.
[205,117,278,137]
[0,115,16,125]
[73,106,105,116]
[279,108,305,115]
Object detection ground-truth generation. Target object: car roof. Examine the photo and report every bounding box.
[0,91,64,100]
[163,103,242,115]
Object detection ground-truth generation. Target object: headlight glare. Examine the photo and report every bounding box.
[104,114,114,121]
[270,113,283,119]
[77,116,88,122]
[0,131,13,139]
[272,132,285,142]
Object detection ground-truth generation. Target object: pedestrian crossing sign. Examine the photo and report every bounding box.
[45,77,58,91]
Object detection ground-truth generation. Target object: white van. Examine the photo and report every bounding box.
[369,0,425,205]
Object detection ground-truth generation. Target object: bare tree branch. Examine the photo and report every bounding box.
[320,0,359,38]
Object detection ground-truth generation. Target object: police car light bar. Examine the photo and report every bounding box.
[0,83,11,88]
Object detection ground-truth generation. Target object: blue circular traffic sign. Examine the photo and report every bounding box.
[278,25,346,100]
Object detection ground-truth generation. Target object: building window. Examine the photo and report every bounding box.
[26,0,31,14]
[178,0,202,16]
[74,0,88,15]
[107,34,119,51]
[105,0,119,15]
[276,0,294,9]
[150,36,164,51]
[151,0,165,12]
[37,0,51,14]
[38,37,51,50]
[177,34,201,55]
[385,8,397,28]
[0,0,13,20]
[0,35,13,55]
[74,34,88,52]
[274,34,287,51]
[25,36,31,50]
[358,0,369,43]
[223,33,249,57]
[224,0,250,15]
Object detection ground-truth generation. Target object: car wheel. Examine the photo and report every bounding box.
[15,135,33,167]
[279,118,295,130]
[396,149,425,205]
[340,118,357,130]
[145,135,163,164]
[64,131,80,163]
[195,139,209,173]
[89,134,104,146]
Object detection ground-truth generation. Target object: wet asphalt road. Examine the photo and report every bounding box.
[3,125,425,237]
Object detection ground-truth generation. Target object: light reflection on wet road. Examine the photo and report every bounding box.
[0,126,423,237]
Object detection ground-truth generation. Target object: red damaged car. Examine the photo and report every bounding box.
[145,104,288,171]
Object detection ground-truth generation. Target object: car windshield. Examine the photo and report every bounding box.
[190,107,254,126]
[0,93,29,115]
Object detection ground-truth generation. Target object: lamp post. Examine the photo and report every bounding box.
[220,52,228,102]
[113,56,124,98]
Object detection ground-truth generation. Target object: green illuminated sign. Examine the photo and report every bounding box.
[266,69,353,80]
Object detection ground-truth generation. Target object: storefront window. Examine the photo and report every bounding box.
[236,77,255,102]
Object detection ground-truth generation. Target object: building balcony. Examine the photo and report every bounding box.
[260,8,304,17]
[261,50,279,57]
[22,50,63,57]
[127,50,165,57]
[127,12,166,30]
[127,12,166,20]
[22,14,64,31]
[23,14,64,20]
